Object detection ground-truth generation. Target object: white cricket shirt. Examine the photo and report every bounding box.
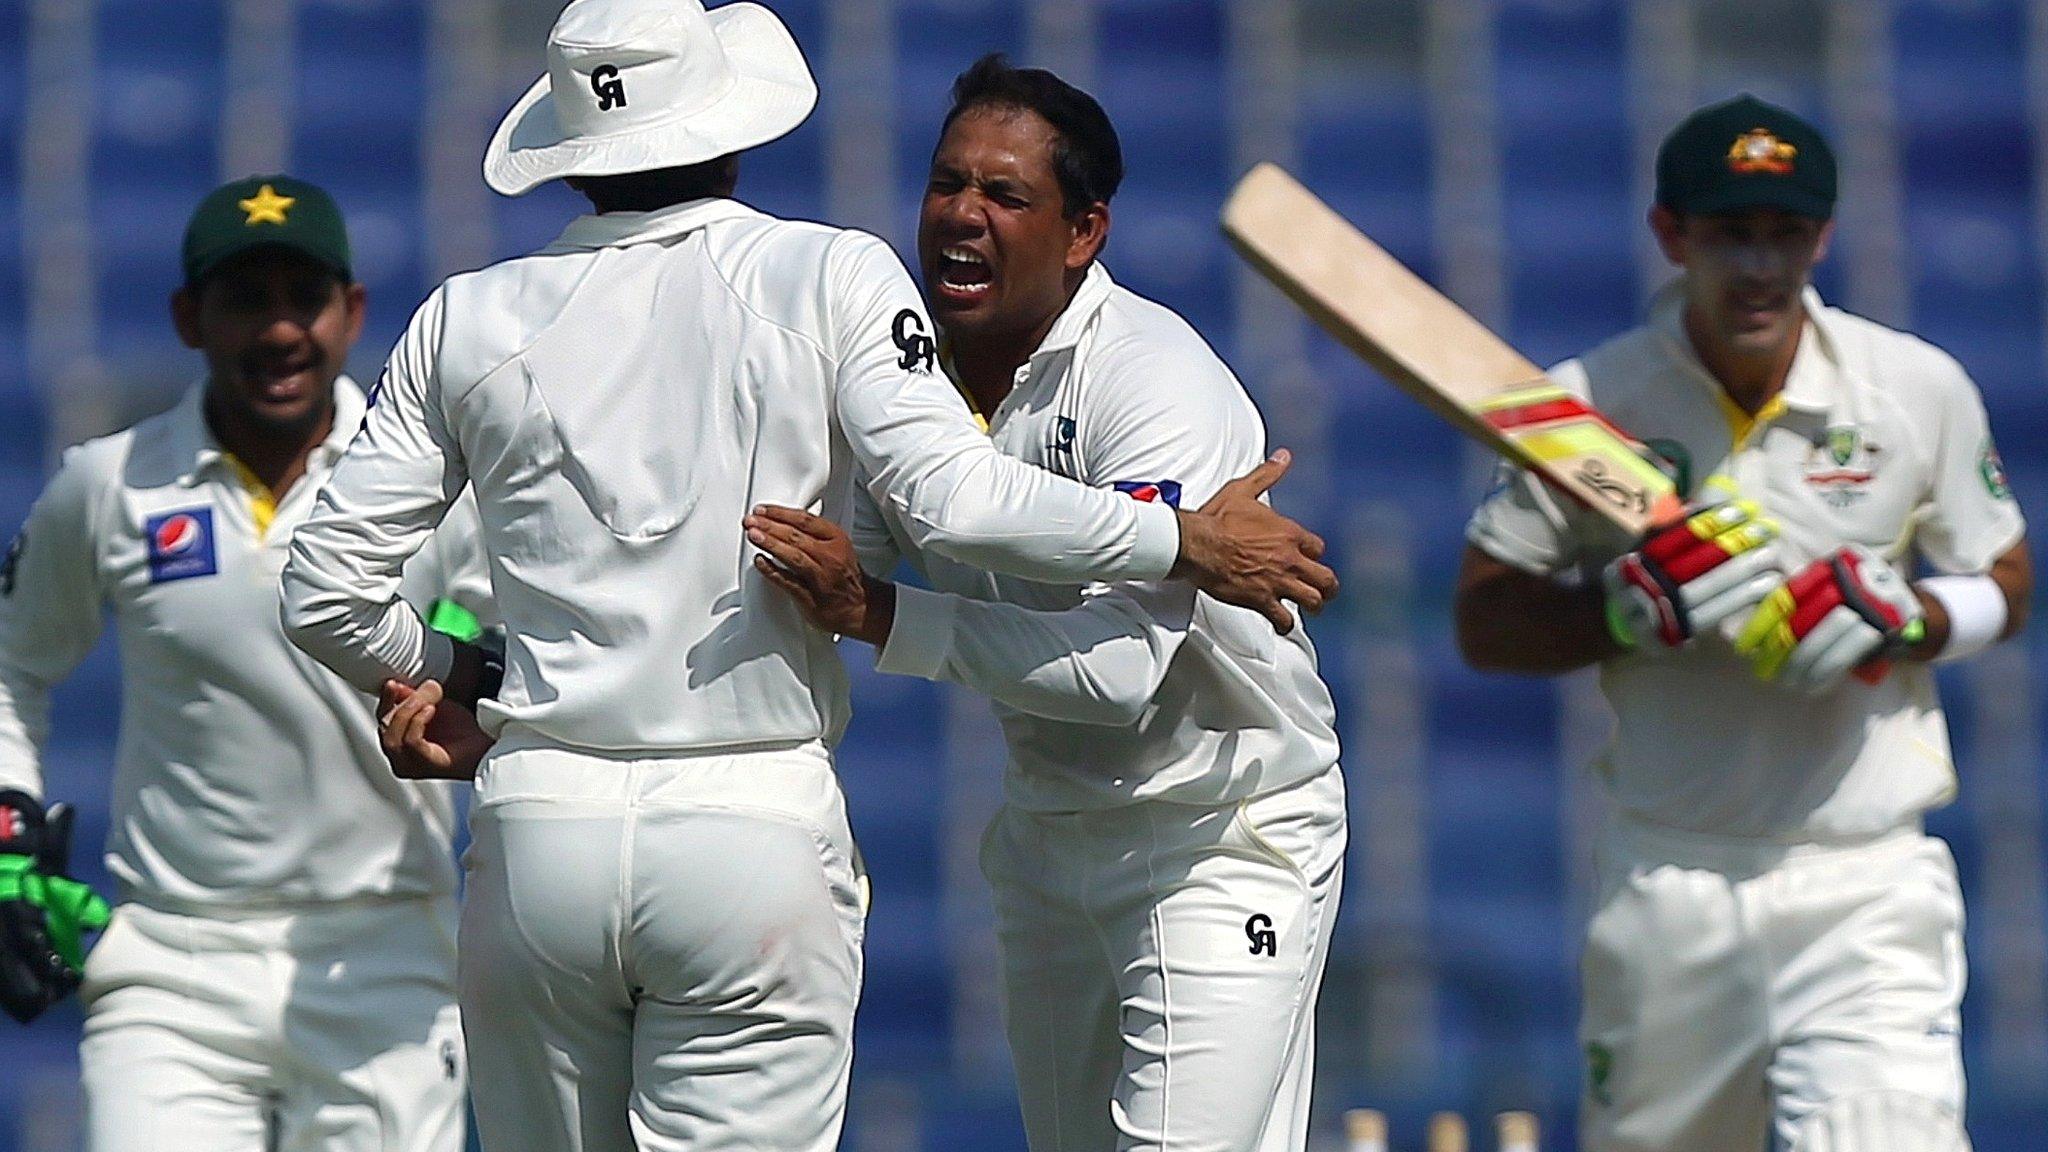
[1468,282,2026,840]
[859,264,1340,812]
[281,198,1181,756]
[0,379,491,907]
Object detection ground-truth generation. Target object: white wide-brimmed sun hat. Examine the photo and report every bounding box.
[483,0,817,197]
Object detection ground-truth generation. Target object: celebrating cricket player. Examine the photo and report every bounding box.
[1454,94,2031,1151]
[0,175,490,1152]
[278,2,1336,1150]
[749,56,1344,1152]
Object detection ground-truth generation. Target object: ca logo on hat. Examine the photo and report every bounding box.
[1728,128,1797,176]
[238,184,296,226]
[591,64,627,111]
[483,0,820,197]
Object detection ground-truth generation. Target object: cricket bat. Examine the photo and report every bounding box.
[1221,162,1683,537]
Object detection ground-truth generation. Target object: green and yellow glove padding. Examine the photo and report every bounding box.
[1734,543,1926,693]
[1601,481,1785,652]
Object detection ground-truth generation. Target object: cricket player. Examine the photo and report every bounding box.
[748,56,1343,1152]
[0,175,490,1152]
[278,3,1336,1152]
[1454,95,2031,1151]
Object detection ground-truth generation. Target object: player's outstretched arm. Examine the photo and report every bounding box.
[751,505,1195,726]
[748,507,896,646]
[1168,450,1336,633]
[824,233,1332,633]
[281,291,466,693]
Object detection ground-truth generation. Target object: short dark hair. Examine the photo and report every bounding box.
[567,155,741,214]
[940,54,1123,217]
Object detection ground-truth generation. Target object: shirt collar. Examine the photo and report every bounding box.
[165,374,368,486]
[1649,276,1839,416]
[936,262,1118,430]
[543,197,767,253]
[1027,262,1117,363]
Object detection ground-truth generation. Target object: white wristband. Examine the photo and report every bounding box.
[1920,573,2008,662]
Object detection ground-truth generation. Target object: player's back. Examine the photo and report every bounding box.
[431,199,873,756]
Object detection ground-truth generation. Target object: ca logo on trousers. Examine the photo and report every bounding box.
[1246,913,1276,957]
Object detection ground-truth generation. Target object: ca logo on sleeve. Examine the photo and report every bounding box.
[892,310,936,373]
[145,508,219,584]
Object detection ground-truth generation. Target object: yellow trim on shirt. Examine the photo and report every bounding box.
[223,455,277,540]
[1715,389,1788,451]
[937,339,992,434]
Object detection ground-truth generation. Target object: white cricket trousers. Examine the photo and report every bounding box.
[981,765,1346,1152]
[78,895,465,1152]
[1581,815,1969,1152]
[460,741,867,1152]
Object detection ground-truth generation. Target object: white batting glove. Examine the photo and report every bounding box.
[1734,543,1926,693]
[1600,488,1784,653]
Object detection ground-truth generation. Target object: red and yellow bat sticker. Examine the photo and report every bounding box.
[1478,384,1679,520]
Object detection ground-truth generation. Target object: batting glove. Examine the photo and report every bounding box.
[1734,544,1926,693]
[0,790,111,1024]
[1601,488,1784,652]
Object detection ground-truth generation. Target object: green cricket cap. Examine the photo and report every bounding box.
[182,175,353,286]
[1655,94,1836,220]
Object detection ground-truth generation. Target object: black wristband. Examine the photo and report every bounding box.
[477,648,505,704]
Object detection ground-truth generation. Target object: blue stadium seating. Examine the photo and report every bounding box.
[8,2,2048,1148]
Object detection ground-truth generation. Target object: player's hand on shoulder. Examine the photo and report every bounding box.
[746,505,896,646]
[0,790,110,1024]
[1601,480,1784,654]
[1734,543,1925,693]
[378,680,492,781]
[1171,450,1338,634]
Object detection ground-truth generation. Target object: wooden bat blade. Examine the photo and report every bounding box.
[1222,162,1681,536]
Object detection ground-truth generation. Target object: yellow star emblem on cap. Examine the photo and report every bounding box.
[238,184,295,226]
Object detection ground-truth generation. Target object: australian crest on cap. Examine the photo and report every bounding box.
[1728,128,1797,175]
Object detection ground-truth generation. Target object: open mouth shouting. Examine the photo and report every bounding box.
[932,245,995,308]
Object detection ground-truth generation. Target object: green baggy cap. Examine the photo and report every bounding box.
[182,175,353,286]
[1656,94,1836,220]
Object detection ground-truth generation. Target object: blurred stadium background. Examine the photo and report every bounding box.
[6,0,2048,1148]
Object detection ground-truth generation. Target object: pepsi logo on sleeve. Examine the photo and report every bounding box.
[145,507,219,584]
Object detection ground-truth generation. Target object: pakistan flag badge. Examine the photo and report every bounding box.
[1981,437,2013,500]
